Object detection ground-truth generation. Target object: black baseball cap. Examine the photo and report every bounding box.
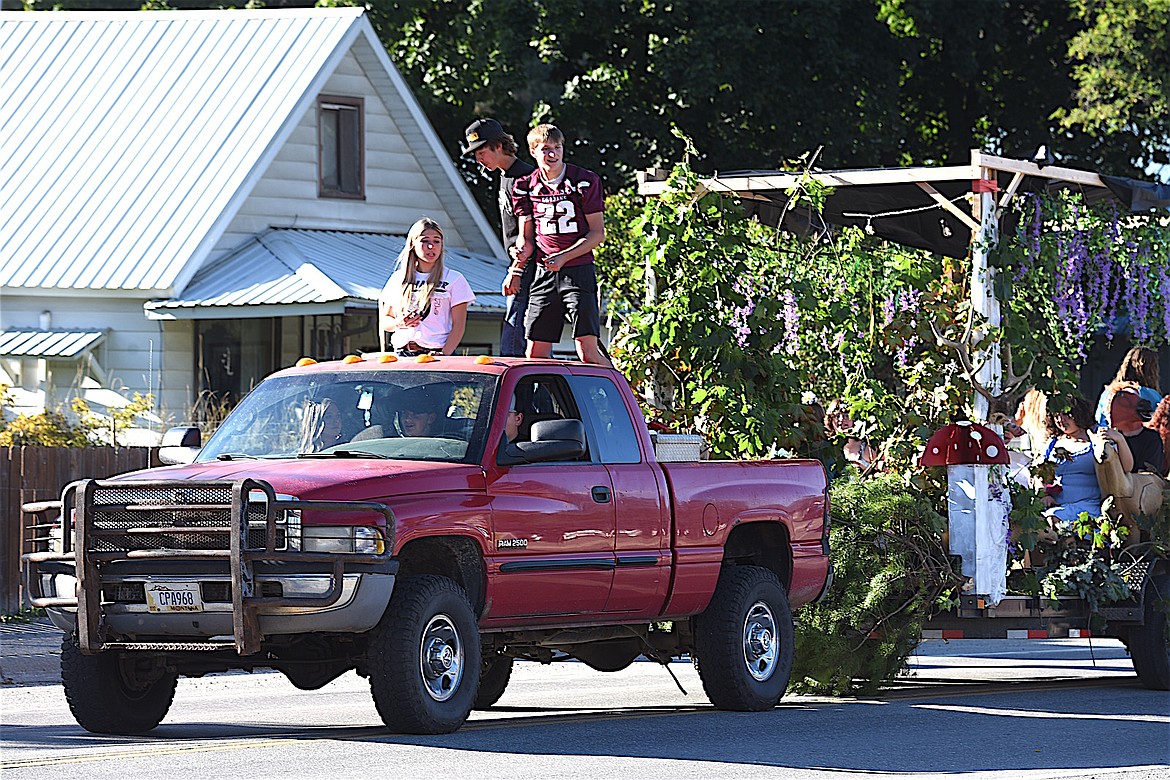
[461,118,507,155]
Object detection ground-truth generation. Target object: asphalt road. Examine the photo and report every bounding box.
[2,620,1168,779]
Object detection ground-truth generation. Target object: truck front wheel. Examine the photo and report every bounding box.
[694,565,794,711]
[60,634,177,734]
[366,575,481,734]
[1129,574,1169,691]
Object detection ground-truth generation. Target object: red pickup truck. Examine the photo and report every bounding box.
[24,356,830,735]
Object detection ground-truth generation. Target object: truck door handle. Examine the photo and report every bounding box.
[591,486,611,503]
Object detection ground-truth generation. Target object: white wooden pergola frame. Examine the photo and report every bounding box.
[638,150,1116,602]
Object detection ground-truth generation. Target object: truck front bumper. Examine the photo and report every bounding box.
[23,477,397,655]
[36,569,396,638]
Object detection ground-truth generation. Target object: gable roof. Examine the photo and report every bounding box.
[144,228,505,319]
[0,9,500,293]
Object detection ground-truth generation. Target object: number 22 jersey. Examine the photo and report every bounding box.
[512,163,604,269]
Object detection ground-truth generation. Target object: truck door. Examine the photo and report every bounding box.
[485,374,616,619]
[570,373,670,617]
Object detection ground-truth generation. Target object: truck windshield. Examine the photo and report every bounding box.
[198,370,499,464]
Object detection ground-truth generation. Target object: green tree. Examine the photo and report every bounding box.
[1059,0,1170,170]
[353,0,1165,224]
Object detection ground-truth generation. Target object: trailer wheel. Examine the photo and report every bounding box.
[366,575,480,734]
[694,565,794,711]
[473,653,513,709]
[60,633,176,734]
[1129,573,1170,691]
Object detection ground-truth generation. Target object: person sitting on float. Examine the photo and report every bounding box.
[1036,394,1102,536]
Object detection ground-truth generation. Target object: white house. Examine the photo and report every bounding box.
[0,8,508,434]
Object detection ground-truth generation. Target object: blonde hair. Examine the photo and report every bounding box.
[527,123,564,153]
[394,218,446,316]
[1015,388,1048,455]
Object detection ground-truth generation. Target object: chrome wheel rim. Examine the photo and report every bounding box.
[742,601,778,682]
[419,613,463,702]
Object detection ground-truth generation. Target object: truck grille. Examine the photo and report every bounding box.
[86,484,289,553]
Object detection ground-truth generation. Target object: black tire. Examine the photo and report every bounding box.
[694,565,794,711]
[474,653,514,709]
[367,575,481,734]
[60,634,177,734]
[1129,574,1169,691]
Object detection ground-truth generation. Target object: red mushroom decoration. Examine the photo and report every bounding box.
[920,421,1009,466]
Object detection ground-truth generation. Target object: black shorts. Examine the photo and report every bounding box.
[524,263,601,343]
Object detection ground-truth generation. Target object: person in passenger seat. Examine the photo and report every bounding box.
[397,387,439,437]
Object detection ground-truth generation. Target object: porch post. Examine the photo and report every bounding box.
[967,150,1008,604]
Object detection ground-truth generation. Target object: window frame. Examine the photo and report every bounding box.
[317,95,365,200]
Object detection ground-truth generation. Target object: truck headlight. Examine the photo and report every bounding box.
[302,526,384,554]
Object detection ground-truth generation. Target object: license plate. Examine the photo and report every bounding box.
[144,582,204,613]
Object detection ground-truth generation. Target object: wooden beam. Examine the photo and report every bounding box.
[998,171,1026,209]
[637,164,980,196]
[915,181,982,233]
[640,152,1111,203]
[975,152,1106,188]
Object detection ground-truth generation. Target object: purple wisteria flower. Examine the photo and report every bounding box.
[1015,195,1043,282]
[882,293,897,326]
[730,277,760,348]
[781,289,800,355]
[1131,247,1153,344]
[1160,265,1170,343]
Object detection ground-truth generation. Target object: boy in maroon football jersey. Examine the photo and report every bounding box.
[510,124,612,366]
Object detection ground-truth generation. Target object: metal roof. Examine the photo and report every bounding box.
[0,329,105,357]
[0,8,365,291]
[144,228,506,318]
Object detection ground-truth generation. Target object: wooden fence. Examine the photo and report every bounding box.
[1,446,161,612]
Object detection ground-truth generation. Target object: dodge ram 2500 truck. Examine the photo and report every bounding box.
[24,355,830,735]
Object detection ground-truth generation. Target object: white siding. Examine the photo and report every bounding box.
[211,46,474,267]
[1,294,193,426]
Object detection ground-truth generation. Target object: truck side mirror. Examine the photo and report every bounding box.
[159,426,202,465]
[498,419,587,465]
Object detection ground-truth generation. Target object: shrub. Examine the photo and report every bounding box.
[791,473,962,695]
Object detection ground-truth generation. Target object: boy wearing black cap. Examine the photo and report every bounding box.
[461,118,535,357]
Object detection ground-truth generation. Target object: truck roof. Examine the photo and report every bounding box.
[269,354,592,379]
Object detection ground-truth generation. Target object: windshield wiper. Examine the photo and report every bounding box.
[297,450,389,459]
[216,453,259,461]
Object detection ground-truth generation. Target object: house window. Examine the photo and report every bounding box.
[318,96,364,198]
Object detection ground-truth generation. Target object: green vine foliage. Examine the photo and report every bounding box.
[599,159,971,475]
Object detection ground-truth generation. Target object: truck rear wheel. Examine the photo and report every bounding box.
[474,653,513,709]
[694,565,794,711]
[366,575,481,734]
[60,633,176,734]
[1129,574,1169,691]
